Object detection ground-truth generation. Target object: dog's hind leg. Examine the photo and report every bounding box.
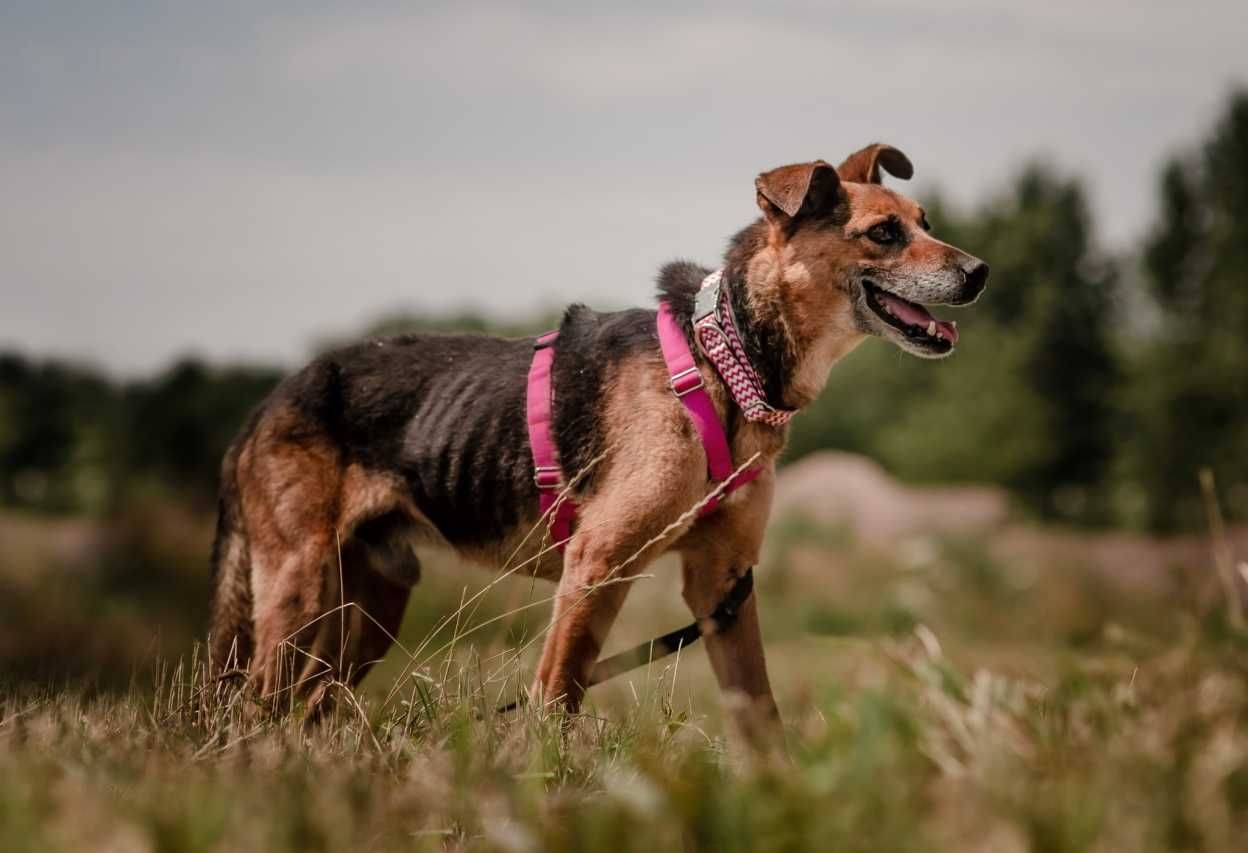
[258,527,414,719]
[249,535,339,709]
[300,510,420,705]
[234,407,347,710]
[239,424,424,718]
[209,496,254,675]
[336,552,413,689]
[275,539,413,722]
[209,441,255,675]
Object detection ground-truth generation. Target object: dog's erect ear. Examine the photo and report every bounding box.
[837,144,914,184]
[755,160,842,223]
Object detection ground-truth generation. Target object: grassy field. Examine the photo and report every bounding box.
[3,498,1248,852]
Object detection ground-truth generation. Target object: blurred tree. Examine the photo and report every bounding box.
[0,354,281,512]
[122,359,281,503]
[12,100,1248,536]
[1125,90,1248,530]
[0,354,121,512]
[991,168,1120,520]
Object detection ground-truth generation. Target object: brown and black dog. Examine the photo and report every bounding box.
[209,144,987,742]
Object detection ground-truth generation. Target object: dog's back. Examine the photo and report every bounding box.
[207,307,660,678]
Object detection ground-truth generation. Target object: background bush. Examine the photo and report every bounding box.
[3,91,1247,533]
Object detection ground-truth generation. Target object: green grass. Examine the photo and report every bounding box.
[3,510,1248,851]
[4,617,1248,850]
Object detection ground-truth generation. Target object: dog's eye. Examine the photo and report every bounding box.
[920,214,932,232]
[866,222,897,244]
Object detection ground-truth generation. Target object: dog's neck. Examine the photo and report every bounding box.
[718,262,795,412]
[721,220,864,412]
[656,220,865,418]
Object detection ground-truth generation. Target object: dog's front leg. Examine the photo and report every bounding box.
[679,480,783,751]
[530,430,708,715]
[532,536,635,713]
[682,557,782,750]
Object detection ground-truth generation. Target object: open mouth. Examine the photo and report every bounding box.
[863,280,958,351]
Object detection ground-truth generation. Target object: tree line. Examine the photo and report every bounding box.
[3,92,1246,532]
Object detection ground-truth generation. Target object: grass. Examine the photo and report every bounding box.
[4,618,1248,851]
[3,491,1248,851]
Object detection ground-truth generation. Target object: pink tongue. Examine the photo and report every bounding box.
[878,291,958,344]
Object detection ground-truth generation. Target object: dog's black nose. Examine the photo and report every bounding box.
[962,260,989,301]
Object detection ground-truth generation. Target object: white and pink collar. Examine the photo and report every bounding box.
[692,270,796,427]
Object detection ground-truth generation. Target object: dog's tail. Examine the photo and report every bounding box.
[209,443,253,675]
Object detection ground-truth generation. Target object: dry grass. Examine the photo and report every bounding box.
[4,612,1248,852]
[3,474,1248,851]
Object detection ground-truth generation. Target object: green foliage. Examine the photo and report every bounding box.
[0,355,279,513]
[121,359,282,500]
[0,355,120,512]
[1122,91,1248,530]
[3,90,1248,531]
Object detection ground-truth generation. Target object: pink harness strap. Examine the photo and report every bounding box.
[655,301,763,512]
[526,331,577,549]
[526,303,762,551]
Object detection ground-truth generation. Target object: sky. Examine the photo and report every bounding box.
[2,1,1246,375]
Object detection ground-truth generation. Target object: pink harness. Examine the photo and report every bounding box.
[526,300,762,551]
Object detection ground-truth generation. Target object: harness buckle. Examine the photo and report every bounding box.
[533,466,564,490]
[670,366,704,397]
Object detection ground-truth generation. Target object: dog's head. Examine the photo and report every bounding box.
[751,144,988,360]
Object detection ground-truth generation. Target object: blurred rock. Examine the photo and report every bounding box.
[773,452,1010,543]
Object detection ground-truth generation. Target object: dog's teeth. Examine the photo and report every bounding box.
[926,321,936,336]
[951,321,957,329]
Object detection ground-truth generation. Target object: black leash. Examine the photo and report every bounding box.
[497,567,754,714]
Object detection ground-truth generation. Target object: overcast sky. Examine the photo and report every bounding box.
[2,1,1246,375]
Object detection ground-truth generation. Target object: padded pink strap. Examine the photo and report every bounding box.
[699,464,763,515]
[526,308,762,553]
[656,301,736,483]
[526,331,576,549]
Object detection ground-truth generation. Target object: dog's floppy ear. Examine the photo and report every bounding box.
[837,144,914,184]
[755,160,842,223]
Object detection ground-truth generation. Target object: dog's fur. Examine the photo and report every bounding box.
[209,144,987,742]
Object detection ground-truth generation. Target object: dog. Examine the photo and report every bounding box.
[209,143,987,743]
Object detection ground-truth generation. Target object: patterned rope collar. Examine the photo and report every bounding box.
[691,270,796,427]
